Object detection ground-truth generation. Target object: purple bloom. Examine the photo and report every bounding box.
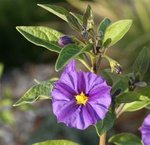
[140,114,150,145]
[51,60,112,130]
[58,35,74,47]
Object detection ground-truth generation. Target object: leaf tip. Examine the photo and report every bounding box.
[37,4,42,7]
[16,26,24,32]
[16,26,20,31]
[37,4,48,8]
[12,103,18,107]
[126,19,133,25]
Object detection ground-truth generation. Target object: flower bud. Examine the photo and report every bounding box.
[103,55,122,74]
[110,60,122,74]
[114,64,123,74]
[58,35,74,47]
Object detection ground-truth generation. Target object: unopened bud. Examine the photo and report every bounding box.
[114,64,123,74]
[110,60,122,74]
[104,55,123,74]
[58,35,74,47]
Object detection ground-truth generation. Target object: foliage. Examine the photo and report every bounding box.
[109,133,142,145]
[67,0,150,80]
[14,3,150,145]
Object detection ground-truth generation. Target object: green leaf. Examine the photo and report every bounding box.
[55,44,82,71]
[123,101,150,112]
[137,86,150,98]
[81,43,93,53]
[135,81,147,87]
[109,133,142,145]
[32,140,79,145]
[145,104,150,109]
[98,17,111,35]
[116,86,150,104]
[102,19,132,47]
[112,76,129,94]
[83,5,94,30]
[103,38,112,48]
[133,47,150,78]
[116,92,149,104]
[38,4,69,22]
[13,79,57,106]
[96,111,116,135]
[101,69,113,85]
[38,4,82,32]
[101,69,123,86]
[66,13,82,31]
[16,26,63,53]
[70,12,83,25]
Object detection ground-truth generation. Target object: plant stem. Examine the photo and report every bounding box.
[78,58,91,71]
[91,43,107,145]
[99,133,106,145]
[96,54,102,74]
[92,55,97,73]
[116,103,125,118]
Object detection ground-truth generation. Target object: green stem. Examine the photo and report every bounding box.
[96,54,102,74]
[78,58,91,71]
[92,54,106,145]
[92,55,97,73]
[95,125,100,137]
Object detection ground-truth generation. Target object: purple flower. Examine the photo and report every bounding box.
[51,60,112,130]
[140,114,150,145]
[58,35,74,47]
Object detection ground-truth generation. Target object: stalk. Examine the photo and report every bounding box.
[99,133,106,145]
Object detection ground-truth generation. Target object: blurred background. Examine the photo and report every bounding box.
[0,0,150,145]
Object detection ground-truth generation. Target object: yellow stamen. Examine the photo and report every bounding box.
[75,92,88,105]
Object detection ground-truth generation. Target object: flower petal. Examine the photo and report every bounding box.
[89,82,111,102]
[140,114,150,145]
[75,106,97,129]
[88,100,110,120]
[77,72,87,93]
[60,60,78,92]
[60,105,97,129]
[77,72,104,94]
[52,81,77,101]
[63,60,76,74]
[53,100,88,129]
[142,134,150,145]
[52,100,76,120]
[61,72,78,92]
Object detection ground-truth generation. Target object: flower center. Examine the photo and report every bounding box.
[75,92,88,105]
